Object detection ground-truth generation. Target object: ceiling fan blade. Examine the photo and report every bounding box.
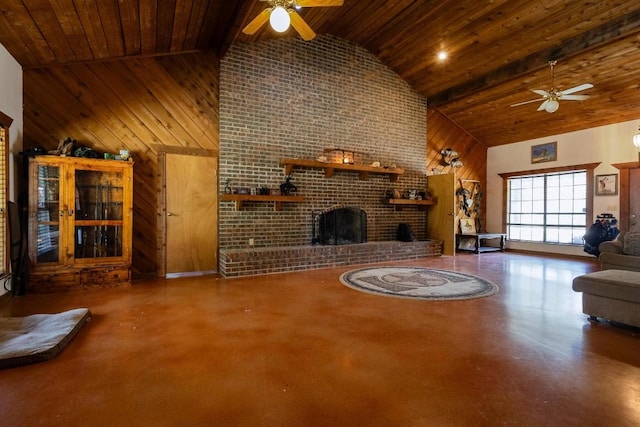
[289,10,316,41]
[296,0,344,6]
[532,89,550,97]
[560,94,590,101]
[242,8,271,35]
[510,98,543,107]
[537,100,550,111]
[561,83,593,95]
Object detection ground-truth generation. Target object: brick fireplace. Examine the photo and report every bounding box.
[218,35,436,277]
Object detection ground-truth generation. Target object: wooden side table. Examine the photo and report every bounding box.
[456,233,507,254]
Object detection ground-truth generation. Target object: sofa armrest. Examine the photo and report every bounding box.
[599,251,640,272]
[598,239,624,255]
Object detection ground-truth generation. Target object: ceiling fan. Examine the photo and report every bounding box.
[510,60,593,113]
[242,0,344,41]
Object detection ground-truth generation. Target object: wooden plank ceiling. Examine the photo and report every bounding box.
[1,0,640,147]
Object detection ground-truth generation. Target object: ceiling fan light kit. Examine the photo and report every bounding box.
[511,60,593,113]
[270,6,290,32]
[544,99,559,113]
[243,0,344,41]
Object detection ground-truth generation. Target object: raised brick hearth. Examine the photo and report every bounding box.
[219,240,442,278]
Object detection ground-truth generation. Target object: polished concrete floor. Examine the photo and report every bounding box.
[1,252,639,426]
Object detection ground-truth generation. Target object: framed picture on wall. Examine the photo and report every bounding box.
[595,174,618,196]
[531,141,557,164]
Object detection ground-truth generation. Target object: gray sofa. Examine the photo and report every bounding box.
[598,231,640,272]
[572,231,640,327]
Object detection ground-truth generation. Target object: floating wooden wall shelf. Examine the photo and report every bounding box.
[280,158,404,182]
[383,198,435,211]
[221,194,304,211]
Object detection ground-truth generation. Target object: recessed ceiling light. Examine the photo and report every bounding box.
[437,50,448,61]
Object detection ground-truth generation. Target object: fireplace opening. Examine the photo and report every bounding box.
[313,207,367,245]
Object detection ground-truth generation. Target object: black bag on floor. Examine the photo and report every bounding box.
[398,223,414,242]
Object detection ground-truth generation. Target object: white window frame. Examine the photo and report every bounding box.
[499,163,599,245]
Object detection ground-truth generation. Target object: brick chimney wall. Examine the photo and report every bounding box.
[219,35,427,250]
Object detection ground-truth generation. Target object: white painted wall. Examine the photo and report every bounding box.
[0,43,23,201]
[486,119,640,257]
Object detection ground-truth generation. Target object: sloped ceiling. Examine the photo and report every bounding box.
[1,0,639,147]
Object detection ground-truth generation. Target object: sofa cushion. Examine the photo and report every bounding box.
[572,270,640,302]
[623,231,640,255]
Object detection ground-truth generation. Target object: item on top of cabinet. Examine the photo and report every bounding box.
[50,137,76,156]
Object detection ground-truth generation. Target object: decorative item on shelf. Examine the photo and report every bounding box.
[119,149,130,160]
[270,189,281,196]
[371,161,381,168]
[235,187,250,195]
[49,137,76,156]
[323,148,366,165]
[73,146,101,159]
[316,155,328,163]
[342,152,354,164]
[384,189,402,199]
[280,176,297,195]
[259,186,270,195]
[440,147,463,168]
[224,179,232,194]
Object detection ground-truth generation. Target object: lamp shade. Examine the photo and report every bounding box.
[270,6,290,32]
[545,99,559,113]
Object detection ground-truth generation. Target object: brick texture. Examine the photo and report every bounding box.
[219,241,442,278]
[219,35,433,275]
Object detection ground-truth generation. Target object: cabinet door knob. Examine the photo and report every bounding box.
[167,212,179,217]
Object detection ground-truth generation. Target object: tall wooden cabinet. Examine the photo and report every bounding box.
[27,155,133,292]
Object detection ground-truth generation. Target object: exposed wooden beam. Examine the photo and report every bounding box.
[427,8,640,106]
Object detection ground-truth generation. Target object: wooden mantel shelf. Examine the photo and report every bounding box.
[280,158,404,182]
[221,194,304,211]
[382,198,435,211]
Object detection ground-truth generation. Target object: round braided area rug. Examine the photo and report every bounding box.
[339,266,499,301]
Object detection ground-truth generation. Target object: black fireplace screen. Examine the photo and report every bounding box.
[314,207,367,245]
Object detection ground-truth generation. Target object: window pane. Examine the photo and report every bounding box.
[532,200,544,212]
[547,199,559,213]
[547,227,559,242]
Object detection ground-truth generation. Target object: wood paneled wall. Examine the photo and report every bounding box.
[23,51,220,276]
[427,108,488,231]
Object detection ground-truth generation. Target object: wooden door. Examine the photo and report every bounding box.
[165,153,217,276]
[629,168,640,232]
[426,173,456,255]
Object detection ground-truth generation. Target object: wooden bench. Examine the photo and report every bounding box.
[456,233,506,254]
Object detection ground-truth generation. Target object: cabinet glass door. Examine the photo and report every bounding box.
[74,169,125,259]
[35,165,61,263]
